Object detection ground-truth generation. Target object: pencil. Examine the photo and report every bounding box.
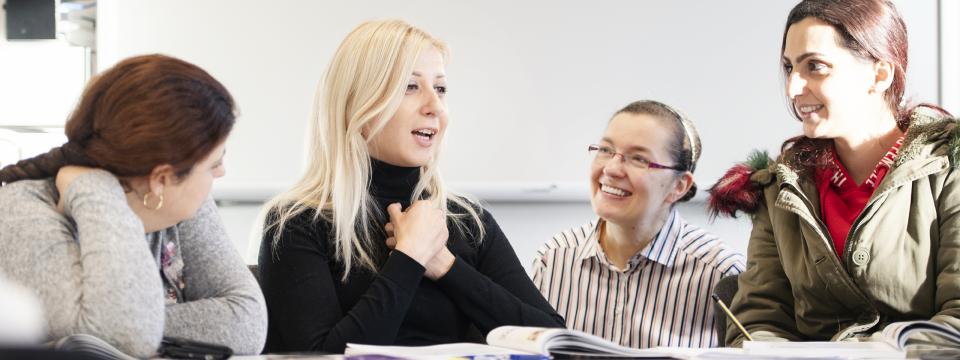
[711,294,754,342]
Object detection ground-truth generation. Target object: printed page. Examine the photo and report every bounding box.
[345,342,537,359]
[743,340,904,359]
[487,326,680,358]
[881,321,960,349]
[53,334,136,360]
[485,326,560,354]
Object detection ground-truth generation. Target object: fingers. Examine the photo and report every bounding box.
[387,203,403,223]
[384,222,395,240]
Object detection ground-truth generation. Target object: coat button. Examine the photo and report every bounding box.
[852,249,869,266]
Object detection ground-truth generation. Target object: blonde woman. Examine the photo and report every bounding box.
[258,20,564,353]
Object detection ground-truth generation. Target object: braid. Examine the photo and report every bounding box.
[0,142,94,186]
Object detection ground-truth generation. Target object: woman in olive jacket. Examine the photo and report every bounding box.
[708,0,959,347]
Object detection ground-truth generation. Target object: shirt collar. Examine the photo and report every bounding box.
[576,209,684,268]
[641,209,683,267]
[575,221,602,263]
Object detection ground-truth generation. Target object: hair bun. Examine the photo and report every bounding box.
[679,182,697,202]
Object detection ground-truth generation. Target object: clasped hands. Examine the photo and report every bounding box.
[384,201,455,280]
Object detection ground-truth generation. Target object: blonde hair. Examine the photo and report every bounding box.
[266,19,485,279]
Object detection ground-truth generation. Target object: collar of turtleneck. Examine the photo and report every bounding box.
[369,158,421,207]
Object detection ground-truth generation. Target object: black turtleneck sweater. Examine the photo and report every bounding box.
[258,160,564,353]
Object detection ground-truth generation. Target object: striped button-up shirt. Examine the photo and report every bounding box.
[532,210,744,348]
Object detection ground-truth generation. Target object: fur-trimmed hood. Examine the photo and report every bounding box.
[707,106,958,218]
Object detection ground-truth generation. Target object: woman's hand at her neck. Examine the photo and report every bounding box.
[54,166,97,213]
[386,201,451,278]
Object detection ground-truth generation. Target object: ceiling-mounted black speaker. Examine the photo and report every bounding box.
[5,0,56,40]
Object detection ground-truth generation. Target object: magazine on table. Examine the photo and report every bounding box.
[52,333,136,360]
[742,320,960,359]
[346,325,682,359]
[52,333,232,360]
[879,320,960,349]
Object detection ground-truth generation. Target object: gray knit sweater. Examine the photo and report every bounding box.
[0,170,267,357]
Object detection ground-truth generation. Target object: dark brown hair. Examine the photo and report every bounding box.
[0,54,235,186]
[779,0,909,170]
[614,100,702,202]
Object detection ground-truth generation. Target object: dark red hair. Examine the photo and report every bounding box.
[0,54,235,185]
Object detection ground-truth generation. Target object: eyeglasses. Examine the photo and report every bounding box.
[588,144,683,171]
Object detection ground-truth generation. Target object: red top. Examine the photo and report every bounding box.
[815,135,905,258]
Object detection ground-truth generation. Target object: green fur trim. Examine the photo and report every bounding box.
[897,106,955,167]
[745,149,770,171]
[948,120,960,169]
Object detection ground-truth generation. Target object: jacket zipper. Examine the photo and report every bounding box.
[779,182,833,254]
[779,181,880,324]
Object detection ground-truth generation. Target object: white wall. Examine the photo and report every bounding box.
[95,1,788,197]
[94,1,940,267]
[0,1,88,128]
[0,3,82,168]
[95,1,941,197]
[943,0,960,114]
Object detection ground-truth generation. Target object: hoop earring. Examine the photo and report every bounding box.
[143,193,164,210]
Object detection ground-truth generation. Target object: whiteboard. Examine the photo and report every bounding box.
[95,0,941,202]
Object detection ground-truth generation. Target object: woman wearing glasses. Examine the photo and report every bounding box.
[532,100,744,348]
[709,0,958,347]
[258,19,564,353]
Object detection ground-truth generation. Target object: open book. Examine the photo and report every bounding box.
[346,326,681,359]
[52,333,233,360]
[742,320,960,359]
[880,320,960,349]
[52,333,136,360]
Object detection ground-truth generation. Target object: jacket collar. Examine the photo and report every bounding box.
[776,106,955,195]
[896,106,955,166]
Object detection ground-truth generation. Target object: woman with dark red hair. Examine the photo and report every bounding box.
[709,0,958,347]
[0,55,267,357]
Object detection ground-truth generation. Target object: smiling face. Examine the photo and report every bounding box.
[590,113,685,227]
[783,17,889,139]
[367,46,448,167]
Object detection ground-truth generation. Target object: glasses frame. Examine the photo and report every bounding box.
[588,144,684,171]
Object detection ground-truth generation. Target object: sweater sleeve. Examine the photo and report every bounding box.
[434,209,565,334]
[163,198,268,355]
[259,210,426,353]
[0,171,166,358]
